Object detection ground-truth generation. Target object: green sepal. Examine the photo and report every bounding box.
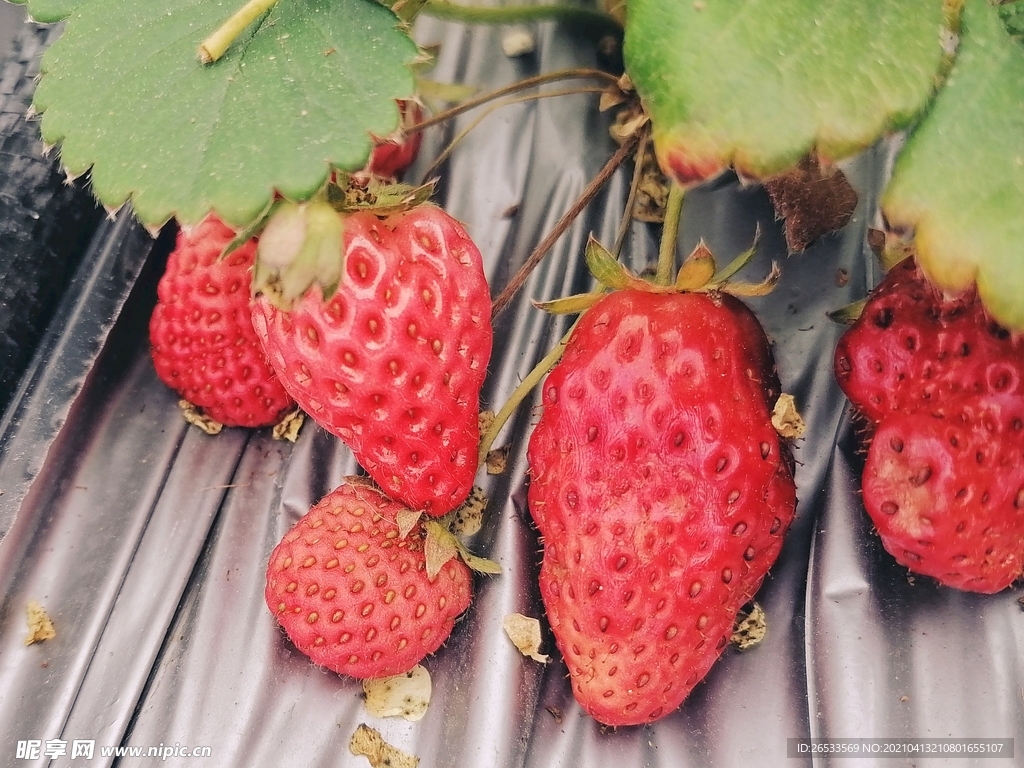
[584,236,650,292]
[711,262,781,298]
[423,519,500,579]
[219,197,282,261]
[709,230,761,285]
[674,241,717,290]
[533,292,604,315]
[828,298,868,325]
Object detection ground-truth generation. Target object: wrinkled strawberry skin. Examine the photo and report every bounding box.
[265,482,473,679]
[863,394,1024,594]
[834,258,1024,425]
[527,290,795,726]
[149,216,295,428]
[252,206,492,516]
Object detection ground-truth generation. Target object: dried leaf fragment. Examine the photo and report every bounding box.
[771,393,806,440]
[503,613,549,663]
[763,155,858,253]
[423,521,460,579]
[363,665,432,721]
[478,410,495,438]
[633,136,671,223]
[451,487,486,537]
[349,724,419,768]
[179,400,223,435]
[485,446,509,475]
[731,602,767,651]
[272,408,305,442]
[396,508,422,541]
[25,601,55,646]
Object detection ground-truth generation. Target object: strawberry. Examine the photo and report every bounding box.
[149,215,295,428]
[527,287,796,726]
[834,257,1024,426]
[368,99,424,180]
[862,393,1024,594]
[251,204,492,516]
[265,480,473,679]
[834,256,1024,592]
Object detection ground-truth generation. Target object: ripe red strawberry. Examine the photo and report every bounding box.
[149,215,295,428]
[834,257,1024,426]
[862,393,1024,593]
[527,288,796,726]
[251,205,492,516]
[265,481,473,679]
[835,256,1024,593]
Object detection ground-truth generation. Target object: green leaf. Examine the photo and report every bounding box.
[883,0,1024,330]
[999,0,1024,40]
[31,0,418,227]
[624,0,950,185]
[13,0,87,24]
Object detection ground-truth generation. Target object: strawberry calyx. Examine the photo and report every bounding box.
[536,234,779,315]
[250,178,436,310]
[344,475,500,580]
[328,176,436,217]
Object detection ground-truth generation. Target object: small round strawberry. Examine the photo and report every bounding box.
[862,393,1024,593]
[149,215,295,428]
[265,481,473,679]
[834,257,1024,425]
[252,205,492,516]
[528,286,796,726]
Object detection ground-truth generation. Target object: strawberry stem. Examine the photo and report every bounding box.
[199,0,279,64]
[655,183,685,286]
[478,318,580,465]
[410,69,621,136]
[491,130,641,318]
[421,0,622,35]
[419,86,608,182]
[611,128,650,256]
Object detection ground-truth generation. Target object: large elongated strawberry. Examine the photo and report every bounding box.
[266,480,473,678]
[862,393,1024,594]
[527,256,796,726]
[149,215,295,428]
[252,204,492,516]
[834,257,1024,425]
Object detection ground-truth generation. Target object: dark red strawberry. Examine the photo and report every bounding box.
[368,99,424,179]
[266,481,473,679]
[527,288,796,726]
[834,257,1024,425]
[149,215,295,428]
[862,394,1024,593]
[251,205,492,516]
